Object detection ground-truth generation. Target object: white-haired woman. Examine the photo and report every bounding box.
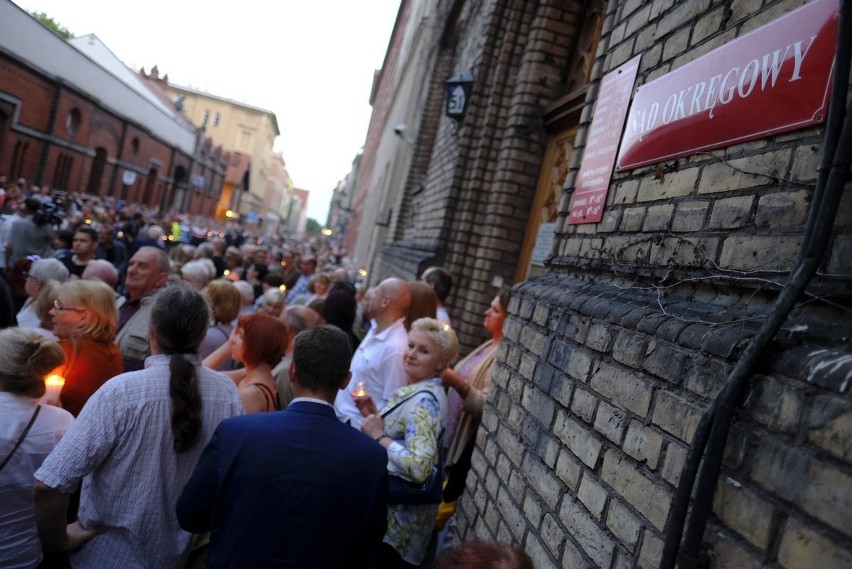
[0,328,72,568]
[180,259,216,290]
[16,258,69,328]
[354,317,457,568]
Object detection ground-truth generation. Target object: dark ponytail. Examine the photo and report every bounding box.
[149,284,211,453]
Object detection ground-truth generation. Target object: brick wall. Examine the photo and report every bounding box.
[454,0,852,567]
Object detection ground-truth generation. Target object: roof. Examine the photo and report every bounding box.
[0,1,196,154]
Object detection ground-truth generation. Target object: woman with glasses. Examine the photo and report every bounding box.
[48,279,124,416]
[16,257,69,329]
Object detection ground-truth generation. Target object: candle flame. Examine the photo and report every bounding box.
[45,374,65,387]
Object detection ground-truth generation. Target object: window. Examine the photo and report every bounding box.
[214,112,221,127]
[202,110,209,127]
[65,108,81,136]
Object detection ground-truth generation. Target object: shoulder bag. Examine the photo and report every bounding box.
[381,389,444,505]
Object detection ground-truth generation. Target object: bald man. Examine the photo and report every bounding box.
[334,278,411,428]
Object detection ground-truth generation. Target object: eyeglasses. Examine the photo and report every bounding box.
[53,300,84,312]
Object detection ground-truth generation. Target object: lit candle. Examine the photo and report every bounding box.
[42,374,65,405]
[352,381,367,398]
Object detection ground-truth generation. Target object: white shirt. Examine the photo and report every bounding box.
[334,317,408,429]
[35,355,243,569]
[0,393,74,569]
[436,306,451,325]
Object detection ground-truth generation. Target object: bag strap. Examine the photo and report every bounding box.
[0,405,41,472]
[380,389,438,418]
[253,383,280,412]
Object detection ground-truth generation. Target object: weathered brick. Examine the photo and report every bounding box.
[790,143,820,183]
[691,6,725,45]
[590,362,654,418]
[613,179,640,204]
[567,348,596,383]
[708,195,754,228]
[798,461,852,534]
[553,410,603,468]
[621,206,646,231]
[523,385,555,429]
[606,498,642,549]
[713,477,774,549]
[777,517,852,569]
[585,322,614,353]
[495,485,528,543]
[807,394,852,461]
[594,401,628,444]
[642,203,675,231]
[747,376,804,433]
[623,420,663,469]
[496,423,525,467]
[661,441,687,486]
[637,168,699,202]
[533,362,557,393]
[662,25,690,61]
[533,302,550,326]
[561,538,593,569]
[577,473,608,520]
[549,339,574,369]
[707,531,763,569]
[601,450,672,530]
[755,190,810,228]
[672,200,709,232]
[520,325,548,356]
[539,512,565,558]
[519,352,538,381]
[550,373,573,408]
[612,330,648,368]
[719,235,800,271]
[559,497,615,569]
[571,387,598,423]
[643,341,687,383]
[828,233,852,275]
[652,391,703,444]
[555,448,582,491]
[638,531,664,569]
[699,150,792,194]
[750,439,809,503]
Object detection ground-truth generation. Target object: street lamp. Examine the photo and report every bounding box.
[445,71,474,121]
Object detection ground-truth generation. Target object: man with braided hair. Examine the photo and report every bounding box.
[34,284,243,568]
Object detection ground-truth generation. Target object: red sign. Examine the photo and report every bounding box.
[617,0,838,171]
[568,55,641,224]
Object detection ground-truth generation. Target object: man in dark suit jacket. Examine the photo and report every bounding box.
[176,325,388,569]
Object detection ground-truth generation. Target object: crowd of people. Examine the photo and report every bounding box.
[0,179,525,568]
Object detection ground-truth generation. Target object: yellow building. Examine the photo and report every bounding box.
[164,83,286,227]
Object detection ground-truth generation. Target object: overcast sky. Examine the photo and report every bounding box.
[11,0,400,223]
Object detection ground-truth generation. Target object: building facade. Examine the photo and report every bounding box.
[0,2,225,215]
[350,0,851,567]
[162,82,285,228]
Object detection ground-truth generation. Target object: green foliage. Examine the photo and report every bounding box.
[31,11,73,40]
[305,218,322,234]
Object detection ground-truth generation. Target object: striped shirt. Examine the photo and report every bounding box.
[35,354,243,569]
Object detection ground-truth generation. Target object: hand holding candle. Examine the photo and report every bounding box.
[41,373,65,406]
[351,381,367,398]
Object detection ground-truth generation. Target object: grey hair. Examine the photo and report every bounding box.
[28,258,70,284]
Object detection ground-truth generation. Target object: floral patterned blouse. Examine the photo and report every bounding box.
[381,378,448,565]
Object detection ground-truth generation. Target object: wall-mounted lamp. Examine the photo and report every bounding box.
[393,123,414,145]
[445,70,474,121]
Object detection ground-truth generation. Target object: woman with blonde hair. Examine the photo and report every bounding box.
[354,317,458,568]
[0,328,72,569]
[49,279,124,416]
